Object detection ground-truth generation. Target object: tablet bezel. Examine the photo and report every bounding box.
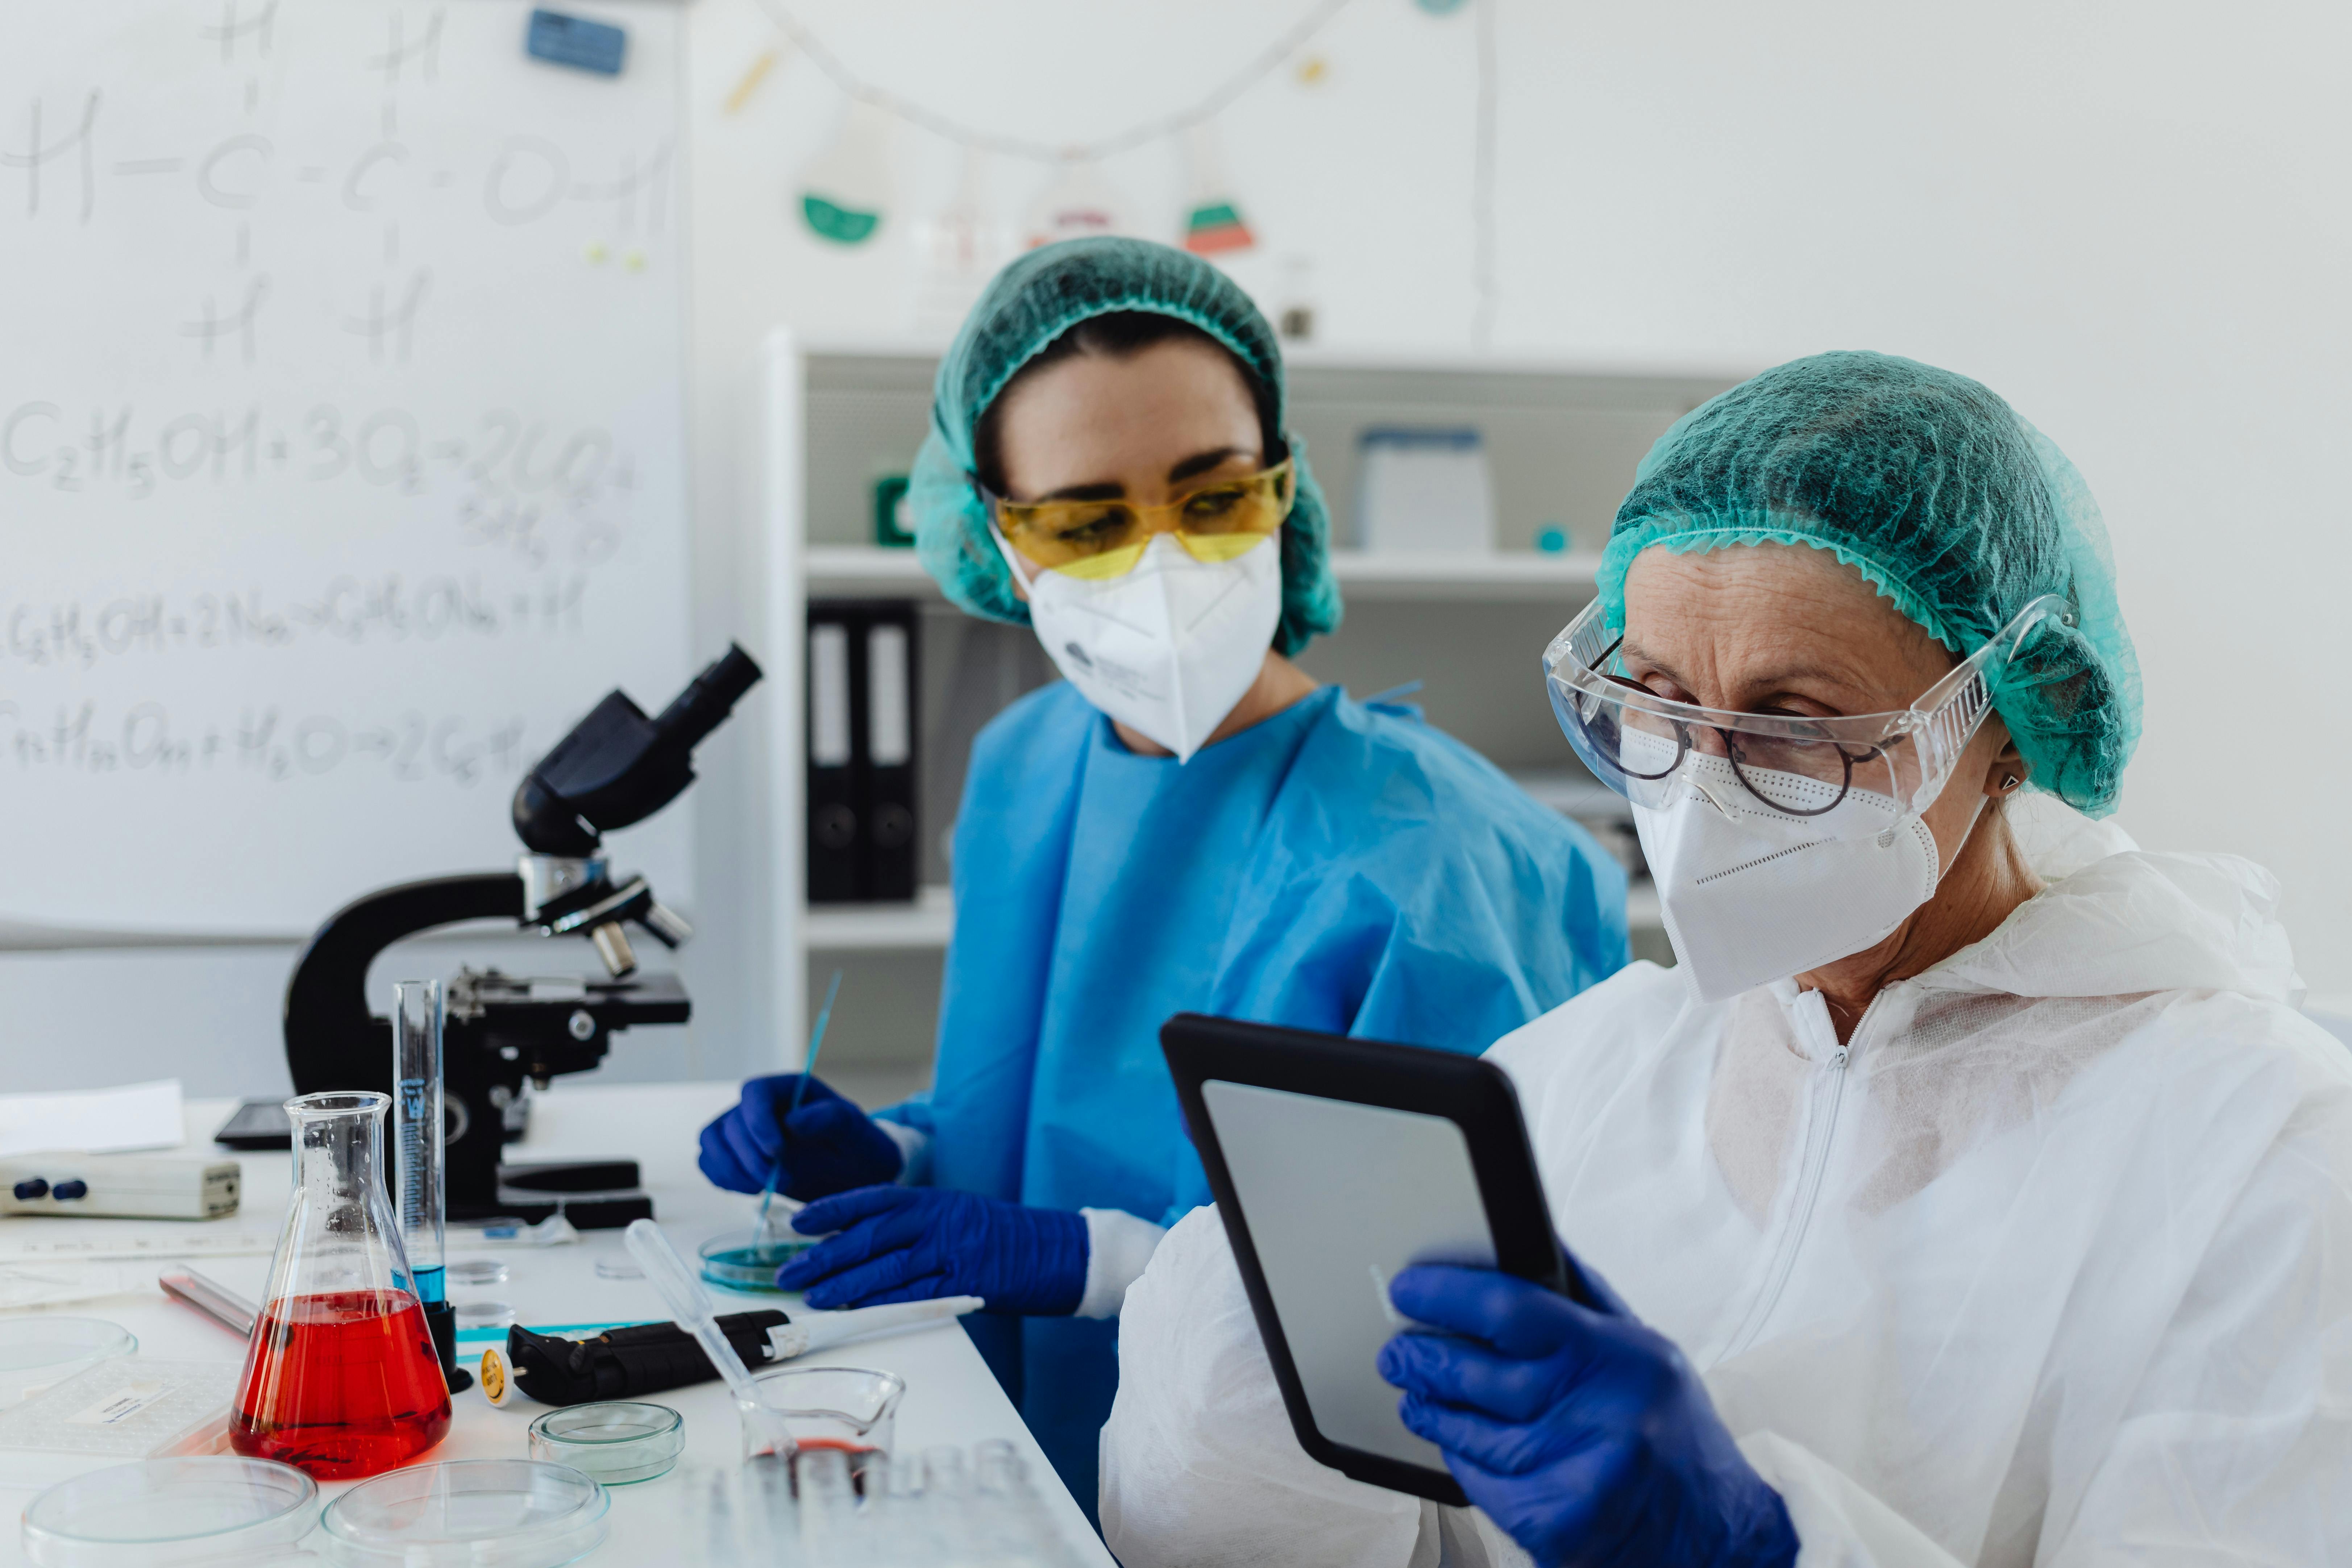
[1161,1011,1576,1507]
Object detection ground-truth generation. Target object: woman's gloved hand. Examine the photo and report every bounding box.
[776,1187,1088,1316]
[1377,1262,1797,1568]
[695,1074,904,1200]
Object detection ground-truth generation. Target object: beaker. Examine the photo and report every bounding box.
[229,1091,453,1480]
[744,1365,903,1485]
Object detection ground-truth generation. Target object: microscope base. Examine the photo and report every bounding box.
[448,1157,656,1230]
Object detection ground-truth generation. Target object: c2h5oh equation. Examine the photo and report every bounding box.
[5,2,692,933]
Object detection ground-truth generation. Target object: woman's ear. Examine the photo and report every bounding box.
[1982,728,2027,799]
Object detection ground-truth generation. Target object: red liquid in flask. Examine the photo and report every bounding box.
[230,1290,452,1479]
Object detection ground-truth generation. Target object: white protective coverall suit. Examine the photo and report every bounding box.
[1101,837,2352,1566]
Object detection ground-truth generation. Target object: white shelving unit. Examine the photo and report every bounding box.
[767,333,1717,1056]
[803,884,956,951]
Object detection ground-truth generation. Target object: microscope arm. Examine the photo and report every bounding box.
[283,873,524,1098]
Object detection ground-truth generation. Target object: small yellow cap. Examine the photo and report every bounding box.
[479,1344,514,1406]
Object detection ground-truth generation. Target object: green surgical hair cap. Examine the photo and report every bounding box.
[1599,350,2142,816]
[909,236,1343,657]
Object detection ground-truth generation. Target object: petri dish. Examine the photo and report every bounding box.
[446,1259,508,1287]
[21,1456,317,1568]
[698,1230,818,1293]
[455,1299,515,1330]
[318,1459,608,1568]
[0,1318,136,1408]
[527,1401,683,1485]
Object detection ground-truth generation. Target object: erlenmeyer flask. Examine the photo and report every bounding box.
[230,1091,452,1478]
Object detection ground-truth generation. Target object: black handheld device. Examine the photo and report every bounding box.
[500,1310,791,1407]
[1160,1012,1580,1507]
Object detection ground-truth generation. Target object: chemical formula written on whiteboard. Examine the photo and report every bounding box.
[2,1,693,932]
[3,402,632,501]
[1,699,529,786]
[4,573,589,670]
[3,402,634,568]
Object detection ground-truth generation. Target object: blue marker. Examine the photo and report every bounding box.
[527,10,626,76]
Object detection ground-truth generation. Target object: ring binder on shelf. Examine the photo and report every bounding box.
[864,613,918,902]
[805,600,921,905]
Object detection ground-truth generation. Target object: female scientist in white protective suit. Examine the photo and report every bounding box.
[1101,351,2352,1567]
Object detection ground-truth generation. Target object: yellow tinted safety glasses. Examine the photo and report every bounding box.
[986,459,1295,580]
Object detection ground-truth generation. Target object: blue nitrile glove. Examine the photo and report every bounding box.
[695,1074,903,1200]
[774,1186,1088,1316]
[1377,1262,1797,1568]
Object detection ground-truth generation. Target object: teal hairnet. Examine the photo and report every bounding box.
[909,237,1342,657]
[1599,350,2141,815]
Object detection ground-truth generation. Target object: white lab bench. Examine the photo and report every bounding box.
[0,1083,1113,1566]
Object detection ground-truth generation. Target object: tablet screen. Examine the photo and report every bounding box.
[1200,1079,1498,1470]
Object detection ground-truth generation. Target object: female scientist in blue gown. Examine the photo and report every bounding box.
[698,237,1629,1503]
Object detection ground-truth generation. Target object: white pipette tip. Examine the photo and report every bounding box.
[766,1294,985,1360]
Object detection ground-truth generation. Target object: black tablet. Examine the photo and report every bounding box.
[1160,1012,1579,1507]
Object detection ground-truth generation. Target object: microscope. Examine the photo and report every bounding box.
[241,646,763,1230]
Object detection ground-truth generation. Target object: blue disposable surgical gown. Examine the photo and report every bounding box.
[878,682,1628,1509]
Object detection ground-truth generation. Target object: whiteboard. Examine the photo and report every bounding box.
[0,1,692,935]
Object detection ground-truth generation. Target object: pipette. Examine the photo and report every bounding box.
[755,969,842,1250]
[768,1296,982,1359]
[624,1218,797,1459]
[159,1267,260,1339]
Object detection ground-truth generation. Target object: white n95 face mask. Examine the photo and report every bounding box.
[1004,531,1282,763]
[1635,754,1964,1003]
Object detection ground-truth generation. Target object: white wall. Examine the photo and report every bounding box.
[685,0,2352,1011]
[9,0,2344,1098]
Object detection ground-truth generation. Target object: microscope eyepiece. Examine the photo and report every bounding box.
[511,644,765,854]
[653,644,762,753]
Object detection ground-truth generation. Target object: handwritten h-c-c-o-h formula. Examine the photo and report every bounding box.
[1,2,693,935]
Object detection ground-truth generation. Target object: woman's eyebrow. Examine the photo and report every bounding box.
[1027,447,1253,502]
[1167,446,1252,483]
[1617,638,1687,688]
[1033,479,1126,503]
[1620,639,1879,704]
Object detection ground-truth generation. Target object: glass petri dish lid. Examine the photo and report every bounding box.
[318,1459,608,1568]
[454,1298,516,1330]
[21,1456,317,1568]
[0,1318,136,1407]
[698,1229,819,1293]
[527,1401,684,1484]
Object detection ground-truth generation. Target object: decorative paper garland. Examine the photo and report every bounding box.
[749,0,1358,163]
[752,0,1498,344]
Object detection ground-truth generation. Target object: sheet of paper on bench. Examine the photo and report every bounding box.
[0,1080,186,1158]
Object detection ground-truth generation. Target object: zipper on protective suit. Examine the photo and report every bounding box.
[1719,991,1884,1360]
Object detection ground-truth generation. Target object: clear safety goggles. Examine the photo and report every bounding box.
[981,459,1295,581]
[1543,592,2075,828]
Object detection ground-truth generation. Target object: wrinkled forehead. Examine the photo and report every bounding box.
[1618,541,1956,700]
